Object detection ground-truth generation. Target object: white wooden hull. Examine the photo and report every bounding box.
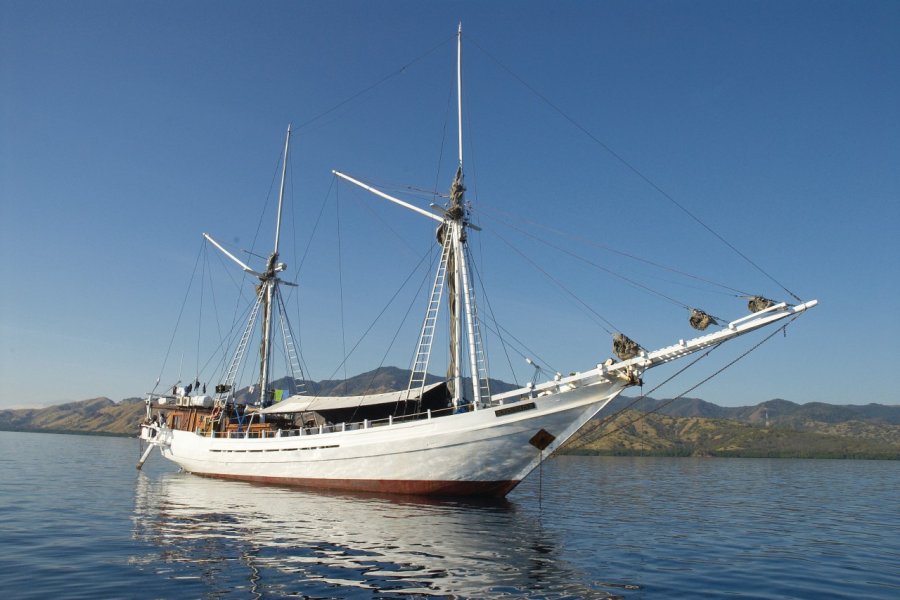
[143,380,627,496]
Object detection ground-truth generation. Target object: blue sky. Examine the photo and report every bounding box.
[1,1,898,409]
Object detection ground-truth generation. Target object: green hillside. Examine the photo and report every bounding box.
[561,410,900,459]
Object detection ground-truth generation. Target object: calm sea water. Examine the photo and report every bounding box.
[0,431,897,599]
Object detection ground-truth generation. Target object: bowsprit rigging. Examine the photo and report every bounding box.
[137,24,816,497]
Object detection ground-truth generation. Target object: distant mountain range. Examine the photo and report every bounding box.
[0,396,146,437]
[570,396,900,459]
[604,395,900,426]
[2,368,898,458]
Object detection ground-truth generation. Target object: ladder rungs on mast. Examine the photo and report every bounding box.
[407,230,454,395]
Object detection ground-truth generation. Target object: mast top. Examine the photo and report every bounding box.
[456,22,463,169]
[452,22,465,221]
[272,124,291,261]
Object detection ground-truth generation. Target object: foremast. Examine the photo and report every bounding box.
[206,125,296,409]
[258,124,292,406]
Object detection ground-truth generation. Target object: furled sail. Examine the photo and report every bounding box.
[613,333,643,361]
[748,296,776,313]
[689,308,716,331]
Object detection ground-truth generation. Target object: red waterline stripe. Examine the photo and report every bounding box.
[190,471,521,498]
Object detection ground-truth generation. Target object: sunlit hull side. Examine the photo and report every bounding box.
[142,381,627,497]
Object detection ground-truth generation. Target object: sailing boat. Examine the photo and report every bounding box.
[138,26,816,496]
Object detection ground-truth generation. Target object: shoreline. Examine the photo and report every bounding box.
[3,427,897,459]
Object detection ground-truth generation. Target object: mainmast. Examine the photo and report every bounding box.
[446,23,488,411]
[332,23,490,412]
[448,22,465,409]
[258,124,292,406]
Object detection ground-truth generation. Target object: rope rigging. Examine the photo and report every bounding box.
[201,244,226,379]
[153,242,204,393]
[352,136,779,367]
[154,241,268,391]
[489,228,620,335]
[348,248,440,421]
[561,343,720,451]
[303,245,439,409]
[485,209,723,318]
[476,204,753,298]
[293,34,456,134]
[561,317,798,452]
[287,147,304,381]
[432,77,455,206]
[467,252,520,388]
[245,144,289,267]
[464,32,803,304]
[337,175,767,344]
[161,222,313,404]
[194,243,211,388]
[351,185,427,258]
[274,287,309,387]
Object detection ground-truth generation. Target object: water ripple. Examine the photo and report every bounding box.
[1,432,898,598]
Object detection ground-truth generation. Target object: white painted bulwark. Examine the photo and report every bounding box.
[142,377,627,495]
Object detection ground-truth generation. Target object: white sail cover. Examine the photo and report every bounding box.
[260,381,446,414]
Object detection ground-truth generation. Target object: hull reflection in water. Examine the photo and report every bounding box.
[132,472,629,598]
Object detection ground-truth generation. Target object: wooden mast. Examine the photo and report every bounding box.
[448,23,465,409]
[259,124,291,406]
